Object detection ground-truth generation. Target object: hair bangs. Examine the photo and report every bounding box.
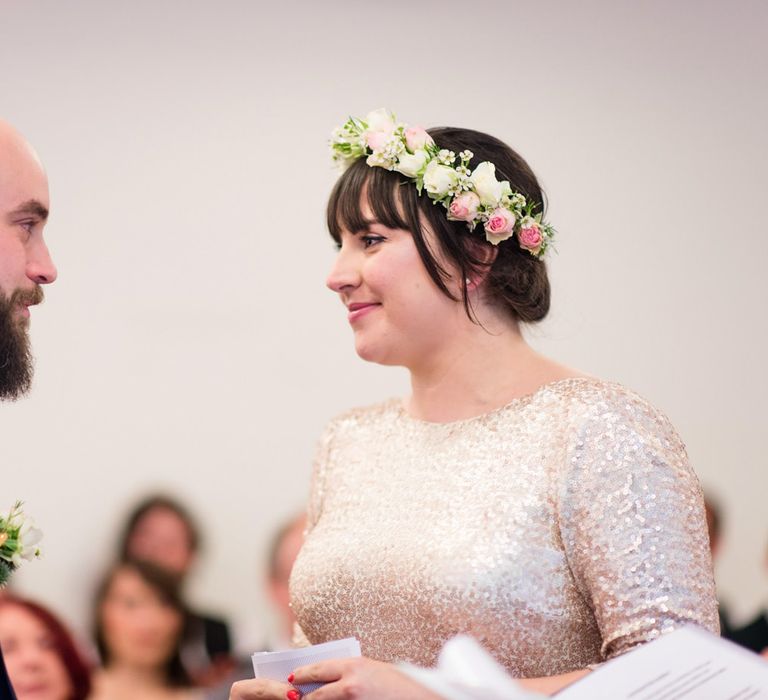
[327,159,410,243]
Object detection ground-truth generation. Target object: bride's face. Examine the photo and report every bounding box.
[326,202,465,368]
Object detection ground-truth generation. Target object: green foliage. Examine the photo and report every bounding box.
[0,560,11,587]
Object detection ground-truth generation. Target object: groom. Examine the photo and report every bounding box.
[0,118,58,697]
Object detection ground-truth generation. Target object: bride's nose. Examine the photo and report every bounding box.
[326,245,361,293]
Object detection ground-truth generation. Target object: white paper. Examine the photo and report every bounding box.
[558,625,768,699]
[251,637,361,696]
[401,636,545,700]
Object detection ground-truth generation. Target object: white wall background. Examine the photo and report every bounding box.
[1,0,766,651]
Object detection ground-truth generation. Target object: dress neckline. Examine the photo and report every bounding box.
[395,376,600,427]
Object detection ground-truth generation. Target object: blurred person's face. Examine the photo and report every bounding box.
[269,516,306,629]
[100,567,183,671]
[0,604,74,700]
[0,121,57,400]
[127,507,195,576]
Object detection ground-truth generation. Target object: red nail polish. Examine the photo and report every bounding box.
[286,690,300,700]
[287,673,295,683]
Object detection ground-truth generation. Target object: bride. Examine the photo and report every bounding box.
[231,109,718,699]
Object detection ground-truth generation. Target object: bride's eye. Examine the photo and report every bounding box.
[361,235,384,249]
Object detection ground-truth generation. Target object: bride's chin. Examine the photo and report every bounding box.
[354,339,399,367]
[355,343,382,364]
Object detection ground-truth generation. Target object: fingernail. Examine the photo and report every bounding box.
[287,691,300,700]
[287,673,295,683]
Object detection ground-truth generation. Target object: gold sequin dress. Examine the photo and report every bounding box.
[290,378,719,677]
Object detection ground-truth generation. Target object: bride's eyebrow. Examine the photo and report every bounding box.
[353,219,382,234]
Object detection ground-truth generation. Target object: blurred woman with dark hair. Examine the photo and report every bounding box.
[0,595,91,700]
[90,559,202,700]
[117,495,232,685]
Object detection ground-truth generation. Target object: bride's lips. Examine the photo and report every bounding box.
[347,302,381,323]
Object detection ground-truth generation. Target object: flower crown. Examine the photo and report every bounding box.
[331,108,554,258]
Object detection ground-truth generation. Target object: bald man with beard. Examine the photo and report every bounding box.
[0,119,57,400]
[0,119,58,698]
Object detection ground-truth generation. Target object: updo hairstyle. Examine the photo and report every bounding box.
[326,126,551,323]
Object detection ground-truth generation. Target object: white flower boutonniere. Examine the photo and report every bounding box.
[0,501,43,586]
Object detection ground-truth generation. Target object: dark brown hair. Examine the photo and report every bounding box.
[118,494,201,563]
[327,127,551,323]
[93,559,192,688]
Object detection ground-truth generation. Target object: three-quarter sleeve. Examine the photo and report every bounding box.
[557,388,719,659]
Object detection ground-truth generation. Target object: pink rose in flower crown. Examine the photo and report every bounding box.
[484,207,517,245]
[366,130,391,151]
[405,126,433,153]
[518,221,543,255]
[447,192,481,223]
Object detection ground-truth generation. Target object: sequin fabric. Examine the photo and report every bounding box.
[290,378,719,678]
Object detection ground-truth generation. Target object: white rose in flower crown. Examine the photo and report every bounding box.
[367,151,394,170]
[423,160,459,197]
[395,150,429,178]
[365,108,397,133]
[469,162,505,207]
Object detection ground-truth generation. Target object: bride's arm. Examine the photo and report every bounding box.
[290,658,589,698]
[556,390,719,658]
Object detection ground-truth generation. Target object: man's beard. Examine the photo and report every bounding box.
[0,286,44,401]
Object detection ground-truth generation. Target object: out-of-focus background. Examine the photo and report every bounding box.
[1,0,766,654]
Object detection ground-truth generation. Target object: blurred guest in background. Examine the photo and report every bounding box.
[0,595,91,700]
[704,494,735,638]
[730,539,768,657]
[266,513,306,650]
[90,559,202,700]
[204,513,307,700]
[118,495,233,684]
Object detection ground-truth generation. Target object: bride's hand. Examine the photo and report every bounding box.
[229,678,292,700]
[290,656,441,700]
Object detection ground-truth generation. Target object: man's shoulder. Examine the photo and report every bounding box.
[0,647,17,699]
